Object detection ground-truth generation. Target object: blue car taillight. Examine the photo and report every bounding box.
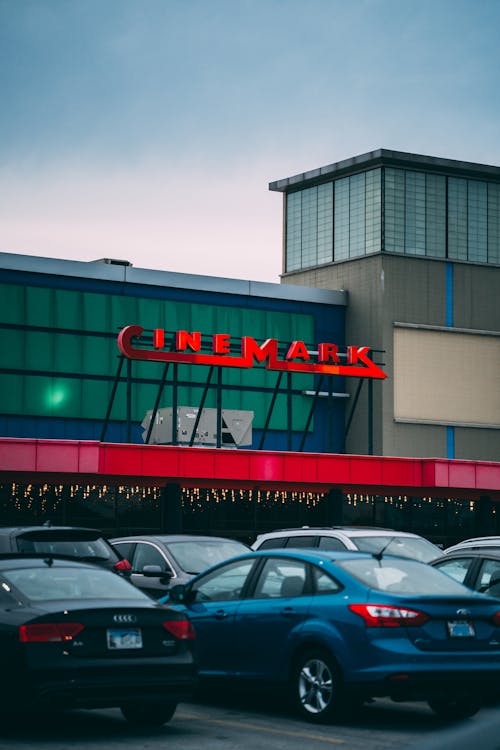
[349,604,429,627]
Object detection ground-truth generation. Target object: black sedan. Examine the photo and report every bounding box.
[432,549,500,597]
[0,554,197,724]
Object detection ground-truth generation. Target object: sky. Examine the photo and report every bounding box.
[1,0,500,284]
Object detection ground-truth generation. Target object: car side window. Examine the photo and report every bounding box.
[477,560,500,594]
[318,536,348,551]
[256,538,287,550]
[284,536,318,548]
[112,541,136,561]
[434,557,472,584]
[311,566,342,594]
[192,560,254,603]
[252,558,307,598]
[133,543,169,573]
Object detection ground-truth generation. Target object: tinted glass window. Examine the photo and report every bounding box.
[353,535,441,563]
[256,538,287,550]
[477,559,500,595]
[133,543,169,573]
[312,566,341,594]
[167,540,248,575]
[192,559,254,603]
[4,565,148,602]
[16,536,116,561]
[318,536,347,551]
[111,541,136,561]
[284,536,317,548]
[252,558,307,599]
[433,557,472,584]
[338,557,471,595]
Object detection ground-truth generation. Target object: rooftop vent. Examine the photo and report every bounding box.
[92,258,133,267]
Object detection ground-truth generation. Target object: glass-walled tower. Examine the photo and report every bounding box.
[276,152,500,272]
[270,150,500,463]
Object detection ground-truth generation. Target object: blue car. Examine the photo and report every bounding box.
[165,549,500,723]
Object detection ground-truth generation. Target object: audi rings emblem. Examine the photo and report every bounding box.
[113,614,138,624]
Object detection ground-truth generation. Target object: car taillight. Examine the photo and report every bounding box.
[349,604,429,627]
[492,611,500,626]
[19,622,84,643]
[114,558,132,573]
[163,620,196,640]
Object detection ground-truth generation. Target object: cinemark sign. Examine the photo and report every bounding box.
[118,325,386,379]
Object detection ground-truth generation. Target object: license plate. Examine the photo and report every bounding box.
[447,620,475,638]
[107,627,143,650]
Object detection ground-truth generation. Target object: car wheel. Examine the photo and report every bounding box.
[428,697,481,720]
[292,649,344,723]
[120,701,177,726]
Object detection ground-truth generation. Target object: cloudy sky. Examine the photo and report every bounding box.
[1,0,499,282]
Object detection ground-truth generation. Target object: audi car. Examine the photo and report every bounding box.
[0,554,197,724]
[165,548,500,723]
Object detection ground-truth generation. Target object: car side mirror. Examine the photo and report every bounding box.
[168,583,195,604]
[141,564,173,581]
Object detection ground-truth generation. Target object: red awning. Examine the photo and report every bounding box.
[1,438,499,501]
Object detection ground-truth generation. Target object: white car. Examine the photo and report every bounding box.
[444,536,500,554]
[251,526,442,563]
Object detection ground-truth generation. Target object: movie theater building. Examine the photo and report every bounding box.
[1,149,499,544]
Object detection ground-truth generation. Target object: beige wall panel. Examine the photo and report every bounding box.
[394,327,500,427]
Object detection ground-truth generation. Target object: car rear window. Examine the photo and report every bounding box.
[353,535,441,563]
[3,565,148,602]
[337,557,471,595]
[16,533,117,562]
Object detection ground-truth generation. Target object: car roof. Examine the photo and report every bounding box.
[255,527,420,538]
[110,534,247,544]
[433,548,500,561]
[0,525,104,535]
[449,537,500,545]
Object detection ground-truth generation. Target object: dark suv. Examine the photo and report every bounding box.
[0,525,131,574]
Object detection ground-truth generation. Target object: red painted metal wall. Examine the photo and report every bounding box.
[1,438,499,500]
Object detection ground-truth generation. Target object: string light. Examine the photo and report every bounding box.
[0,483,491,540]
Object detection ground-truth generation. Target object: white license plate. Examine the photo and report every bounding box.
[107,627,143,650]
[447,620,475,638]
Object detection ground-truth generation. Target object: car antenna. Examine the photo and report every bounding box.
[372,536,396,563]
[43,520,52,527]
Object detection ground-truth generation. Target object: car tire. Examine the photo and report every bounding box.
[291,649,345,723]
[428,697,481,720]
[120,701,177,726]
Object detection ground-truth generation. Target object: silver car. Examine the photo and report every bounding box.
[110,534,249,598]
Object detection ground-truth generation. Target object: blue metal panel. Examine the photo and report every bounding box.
[446,262,454,327]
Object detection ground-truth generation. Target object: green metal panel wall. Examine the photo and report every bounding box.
[0,283,314,429]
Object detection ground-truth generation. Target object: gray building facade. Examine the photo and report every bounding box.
[270,150,500,461]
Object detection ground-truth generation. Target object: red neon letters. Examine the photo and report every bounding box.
[117,326,386,379]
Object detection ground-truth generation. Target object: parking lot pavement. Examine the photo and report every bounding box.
[0,698,498,750]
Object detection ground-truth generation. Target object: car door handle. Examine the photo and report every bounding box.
[280,606,296,617]
[215,609,229,619]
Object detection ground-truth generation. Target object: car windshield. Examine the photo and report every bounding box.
[353,535,441,563]
[337,557,471,595]
[3,565,148,602]
[167,540,248,575]
[16,536,115,561]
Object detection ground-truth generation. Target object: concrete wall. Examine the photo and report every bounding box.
[282,255,500,461]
